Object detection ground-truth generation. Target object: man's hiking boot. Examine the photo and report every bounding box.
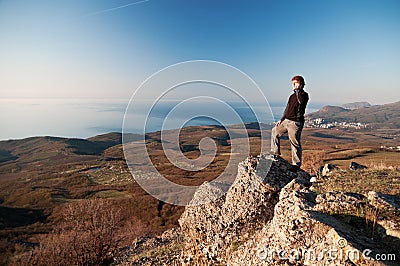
[272,152,281,161]
[273,154,280,160]
[289,164,300,172]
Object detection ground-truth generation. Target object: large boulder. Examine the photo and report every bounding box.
[179,154,304,265]
[179,154,398,265]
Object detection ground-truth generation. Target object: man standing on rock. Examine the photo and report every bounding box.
[271,75,309,171]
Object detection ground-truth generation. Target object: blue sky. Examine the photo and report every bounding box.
[0,0,399,104]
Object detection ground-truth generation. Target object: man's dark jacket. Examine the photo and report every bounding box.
[280,89,309,122]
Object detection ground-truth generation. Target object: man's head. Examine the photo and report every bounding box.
[291,75,305,90]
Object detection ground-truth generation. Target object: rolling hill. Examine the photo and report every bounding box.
[306,101,400,128]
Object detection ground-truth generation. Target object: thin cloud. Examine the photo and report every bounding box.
[83,0,150,18]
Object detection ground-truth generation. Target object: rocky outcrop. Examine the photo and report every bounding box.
[367,191,400,239]
[179,154,399,265]
[179,155,305,265]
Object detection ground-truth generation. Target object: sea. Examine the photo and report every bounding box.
[0,98,324,141]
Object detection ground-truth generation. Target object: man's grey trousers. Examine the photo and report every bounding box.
[271,119,304,167]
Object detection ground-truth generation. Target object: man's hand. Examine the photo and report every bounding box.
[275,120,282,126]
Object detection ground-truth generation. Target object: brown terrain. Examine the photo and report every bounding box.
[0,120,399,264]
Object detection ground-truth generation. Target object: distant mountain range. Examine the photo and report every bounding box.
[341,101,371,109]
[306,101,400,128]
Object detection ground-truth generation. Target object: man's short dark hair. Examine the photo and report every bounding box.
[291,75,305,86]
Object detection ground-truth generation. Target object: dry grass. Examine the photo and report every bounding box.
[327,151,400,169]
[312,168,400,196]
[325,148,374,159]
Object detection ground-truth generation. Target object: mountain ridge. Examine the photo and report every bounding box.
[306,101,400,128]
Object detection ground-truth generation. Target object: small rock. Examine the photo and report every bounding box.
[321,163,338,177]
[349,161,367,170]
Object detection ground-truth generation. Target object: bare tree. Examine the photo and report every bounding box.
[20,199,125,266]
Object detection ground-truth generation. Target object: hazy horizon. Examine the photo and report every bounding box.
[0,98,327,141]
[0,96,395,106]
[1,96,397,141]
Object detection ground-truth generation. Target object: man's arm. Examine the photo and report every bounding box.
[277,98,290,125]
